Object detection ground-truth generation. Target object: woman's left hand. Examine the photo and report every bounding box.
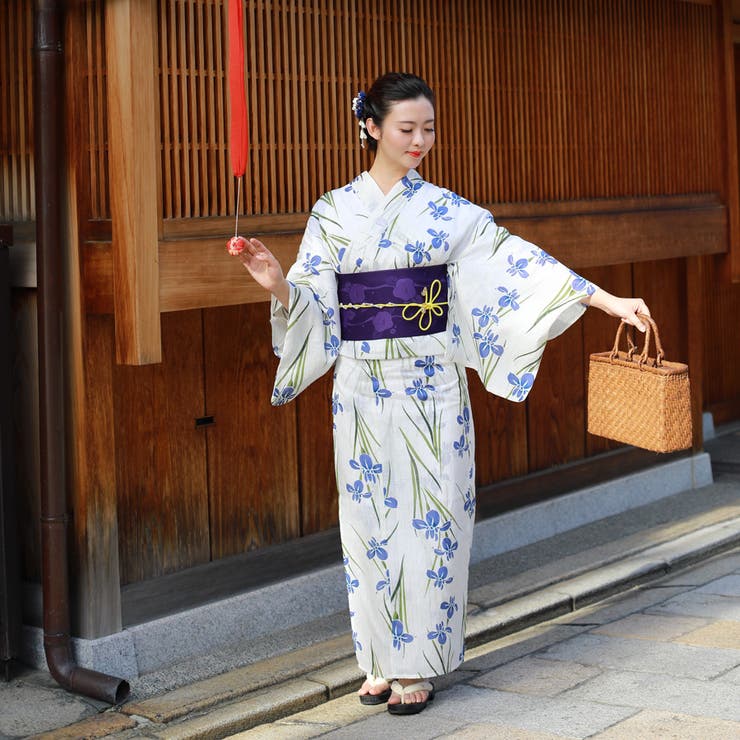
[586,287,651,332]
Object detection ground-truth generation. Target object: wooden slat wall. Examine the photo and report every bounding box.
[0,1,34,221]
[142,0,720,222]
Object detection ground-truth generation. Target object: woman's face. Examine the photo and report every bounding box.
[367,96,436,172]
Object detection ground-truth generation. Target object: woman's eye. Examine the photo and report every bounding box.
[425,128,435,133]
[400,129,412,134]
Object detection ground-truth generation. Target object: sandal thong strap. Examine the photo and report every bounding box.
[366,673,389,688]
[390,680,434,699]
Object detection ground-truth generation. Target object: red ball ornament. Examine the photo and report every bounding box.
[227,235,247,255]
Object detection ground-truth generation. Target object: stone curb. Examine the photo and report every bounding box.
[102,517,740,739]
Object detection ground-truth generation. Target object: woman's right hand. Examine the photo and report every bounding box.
[237,237,290,307]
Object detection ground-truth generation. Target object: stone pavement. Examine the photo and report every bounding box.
[236,548,740,739]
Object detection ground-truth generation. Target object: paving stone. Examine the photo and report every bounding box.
[228,724,326,739]
[539,632,739,679]
[153,679,326,739]
[655,551,740,587]
[277,691,384,726]
[564,669,740,722]
[673,620,740,650]
[0,682,97,738]
[470,656,601,696]
[549,558,667,609]
[592,614,709,642]
[694,574,740,597]
[553,586,689,626]
[30,712,137,739]
[465,590,572,644]
[716,665,740,685]
[228,693,384,739]
[435,723,573,739]
[123,635,349,721]
[304,657,363,699]
[318,705,465,739]
[590,709,740,739]
[462,624,590,673]
[646,592,740,621]
[429,684,637,738]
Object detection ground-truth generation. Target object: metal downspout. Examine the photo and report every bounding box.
[34,0,129,704]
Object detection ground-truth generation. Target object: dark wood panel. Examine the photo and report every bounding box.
[72,314,122,635]
[114,310,210,584]
[203,302,300,559]
[10,289,40,582]
[703,253,740,409]
[632,259,687,364]
[296,374,337,536]
[526,321,586,473]
[468,370,528,488]
[579,263,634,457]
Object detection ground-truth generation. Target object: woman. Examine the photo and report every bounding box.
[237,73,649,715]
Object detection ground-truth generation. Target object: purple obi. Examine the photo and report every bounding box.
[337,265,449,341]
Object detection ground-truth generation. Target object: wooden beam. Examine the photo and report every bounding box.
[81,197,728,314]
[686,257,705,452]
[105,0,161,364]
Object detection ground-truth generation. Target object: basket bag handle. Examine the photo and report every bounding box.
[609,313,664,368]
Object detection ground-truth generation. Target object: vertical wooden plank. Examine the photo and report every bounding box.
[717,0,740,281]
[203,303,300,558]
[526,321,586,473]
[105,0,162,364]
[686,256,705,451]
[10,290,41,582]
[297,375,337,535]
[632,258,687,365]
[66,4,123,636]
[114,310,209,584]
[467,371,528,489]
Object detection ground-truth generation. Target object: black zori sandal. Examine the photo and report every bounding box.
[358,674,392,705]
[387,680,435,715]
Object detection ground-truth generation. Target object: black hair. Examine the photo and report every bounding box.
[360,72,435,152]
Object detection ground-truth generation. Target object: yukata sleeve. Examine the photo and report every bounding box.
[269,209,340,406]
[447,207,596,402]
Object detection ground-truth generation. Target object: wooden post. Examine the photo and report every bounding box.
[105,0,162,364]
[64,4,123,638]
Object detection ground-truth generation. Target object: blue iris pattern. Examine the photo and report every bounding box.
[508,372,535,401]
[350,453,382,483]
[391,619,414,650]
[405,240,431,264]
[412,510,452,540]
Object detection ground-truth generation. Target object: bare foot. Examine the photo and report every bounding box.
[358,676,390,698]
[387,677,432,705]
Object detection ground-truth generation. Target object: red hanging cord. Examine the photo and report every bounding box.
[228,0,248,178]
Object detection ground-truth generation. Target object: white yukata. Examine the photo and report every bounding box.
[270,169,594,679]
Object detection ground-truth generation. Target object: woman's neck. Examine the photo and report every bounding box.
[368,157,409,195]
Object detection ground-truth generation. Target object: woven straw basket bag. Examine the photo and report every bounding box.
[587,314,692,453]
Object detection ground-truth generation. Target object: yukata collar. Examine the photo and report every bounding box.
[356,169,424,210]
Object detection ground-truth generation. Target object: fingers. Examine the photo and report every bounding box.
[623,299,650,332]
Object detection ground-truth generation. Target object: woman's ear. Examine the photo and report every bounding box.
[365,117,381,143]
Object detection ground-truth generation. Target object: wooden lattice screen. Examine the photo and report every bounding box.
[155,0,719,219]
[0,1,34,222]
[1,0,720,224]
